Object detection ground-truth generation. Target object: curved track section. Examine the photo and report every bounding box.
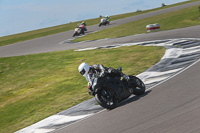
[54,39,200,133]
[16,38,200,133]
[4,1,199,133]
[56,59,200,133]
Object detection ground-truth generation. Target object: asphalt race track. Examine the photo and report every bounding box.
[2,1,200,133]
[55,59,200,133]
[16,38,200,133]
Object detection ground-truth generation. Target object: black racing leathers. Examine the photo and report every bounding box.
[86,64,123,91]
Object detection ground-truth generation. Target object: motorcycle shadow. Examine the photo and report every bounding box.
[116,90,152,109]
[85,31,94,34]
[72,31,94,38]
[108,23,115,25]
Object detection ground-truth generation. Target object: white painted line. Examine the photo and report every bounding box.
[183,45,200,50]
[182,49,200,55]
[54,109,107,133]
[161,48,182,59]
[146,58,200,91]
[75,47,98,51]
[16,114,93,133]
[143,76,170,84]
[138,68,183,79]
[31,129,55,133]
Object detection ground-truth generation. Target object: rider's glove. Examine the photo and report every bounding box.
[99,71,106,77]
[123,74,129,82]
[108,68,116,73]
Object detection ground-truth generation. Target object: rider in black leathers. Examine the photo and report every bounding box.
[78,63,129,96]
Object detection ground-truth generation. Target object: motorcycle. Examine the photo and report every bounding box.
[72,24,87,37]
[99,18,110,27]
[87,67,146,109]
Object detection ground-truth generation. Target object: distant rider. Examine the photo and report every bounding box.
[162,3,166,7]
[105,15,110,24]
[80,21,87,31]
[81,21,86,26]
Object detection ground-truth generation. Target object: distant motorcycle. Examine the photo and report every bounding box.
[162,3,167,7]
[99,18,110,27]
[72,25,86,37]
[87,67,146,109]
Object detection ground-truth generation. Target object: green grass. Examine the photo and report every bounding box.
[73,5,200,42]
[0,0,199,132]
[0,0,198,47]
[0,45,165,133]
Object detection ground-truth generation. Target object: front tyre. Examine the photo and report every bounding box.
[95,89,117,109]
[73,32,77,37]
[129,76,146,96]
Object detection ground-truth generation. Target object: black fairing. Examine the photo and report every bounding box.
[95,76,131,102]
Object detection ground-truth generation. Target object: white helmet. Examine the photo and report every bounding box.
[78,62,90,77]
[105,15,109,18]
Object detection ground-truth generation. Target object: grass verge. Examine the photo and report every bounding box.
[0,0,198,47]
[73,5,200,42]
[0,45,165,132]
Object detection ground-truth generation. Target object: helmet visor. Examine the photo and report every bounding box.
[80,69,86,76]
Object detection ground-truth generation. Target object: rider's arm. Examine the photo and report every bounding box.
[92,64,107,77]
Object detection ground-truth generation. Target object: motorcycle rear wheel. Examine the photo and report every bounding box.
[95,88,117,109]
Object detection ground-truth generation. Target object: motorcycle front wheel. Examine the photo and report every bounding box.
[129,76,146,96]
[73,32,77,37]
[95,88,117,109]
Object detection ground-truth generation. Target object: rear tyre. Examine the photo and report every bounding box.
[95,89,117,109]
[129,76,145,96]
[80,29,84,35]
